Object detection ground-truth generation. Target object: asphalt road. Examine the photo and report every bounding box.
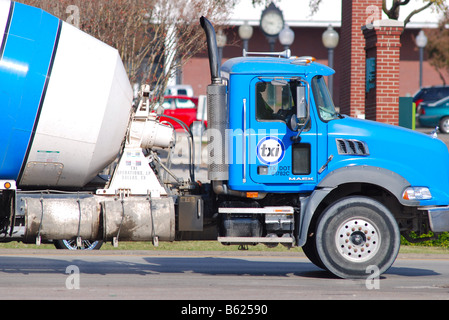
[0,249,448,301]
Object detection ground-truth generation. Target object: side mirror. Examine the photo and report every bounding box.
[287,114,299,131]
[287,85,310,132]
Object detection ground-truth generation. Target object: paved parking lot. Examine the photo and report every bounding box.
[416,126,449,148]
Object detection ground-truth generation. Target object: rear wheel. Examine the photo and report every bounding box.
[54,239,103,250]
[315,196,400,279]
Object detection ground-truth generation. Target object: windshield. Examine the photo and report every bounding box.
[312,76,339,121]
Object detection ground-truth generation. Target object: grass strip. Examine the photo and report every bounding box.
[0,240,448,255]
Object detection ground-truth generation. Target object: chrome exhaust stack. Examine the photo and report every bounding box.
[200,17,228,182]
[200,16,221,84]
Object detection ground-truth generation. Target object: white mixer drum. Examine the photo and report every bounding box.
[16,8,132,187]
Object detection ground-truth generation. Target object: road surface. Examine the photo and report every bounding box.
[0,249,448,302]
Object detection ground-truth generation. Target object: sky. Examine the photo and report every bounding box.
[229,0,446,28]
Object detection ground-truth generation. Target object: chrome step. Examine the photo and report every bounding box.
[217,236,294,244]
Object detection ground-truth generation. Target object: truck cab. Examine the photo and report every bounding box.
[222,56,334,193]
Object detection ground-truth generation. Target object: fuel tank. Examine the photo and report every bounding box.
[0,1,133,187]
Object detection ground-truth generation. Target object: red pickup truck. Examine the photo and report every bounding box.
[159,95,207,130]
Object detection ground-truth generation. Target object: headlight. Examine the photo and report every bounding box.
[402,187,432,200]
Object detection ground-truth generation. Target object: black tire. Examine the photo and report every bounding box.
[439,117,449,134]
[54,239,103,250]
[302,233,326,270]
[315,196,400,279]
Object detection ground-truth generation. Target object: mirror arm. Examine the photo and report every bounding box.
[291,116,310,142]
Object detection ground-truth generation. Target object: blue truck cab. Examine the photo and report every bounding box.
[223,56,331,193]
[200,17,449,278]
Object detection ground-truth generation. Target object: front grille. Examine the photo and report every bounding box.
[336,138,369,156]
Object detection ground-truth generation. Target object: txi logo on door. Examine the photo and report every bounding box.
[256,136,285,165]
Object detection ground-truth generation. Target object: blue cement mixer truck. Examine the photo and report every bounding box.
[1,1,449,278]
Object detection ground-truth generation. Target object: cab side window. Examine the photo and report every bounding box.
[256,81,294,122]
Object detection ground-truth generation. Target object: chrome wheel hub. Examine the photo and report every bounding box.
[336,217,380,262]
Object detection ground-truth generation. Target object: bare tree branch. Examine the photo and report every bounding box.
[312,0,446,29]
[18,0,236,102]
[384,0,411,20]
[403,1,432,26]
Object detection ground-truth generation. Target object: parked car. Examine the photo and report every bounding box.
[413,86,449,111]
[418,96,449,133]
[158,95,207,130]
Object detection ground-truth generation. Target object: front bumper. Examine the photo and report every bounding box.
[427,206,449,233]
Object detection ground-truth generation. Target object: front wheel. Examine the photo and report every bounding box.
[315,196,400,279]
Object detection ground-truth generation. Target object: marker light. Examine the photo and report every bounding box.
[291,56,316,65]
[0,180,16,190]
[246,192,259,198]
[402,187,432,200]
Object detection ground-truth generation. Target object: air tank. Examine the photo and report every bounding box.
[0,1,133,187]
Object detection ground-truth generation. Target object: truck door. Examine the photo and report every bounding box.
[248,77,317,190]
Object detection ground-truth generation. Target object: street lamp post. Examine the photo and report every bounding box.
[415,30,428,89]
[322,25,339,98]
[238,21,253,53]
[279,25,295,51]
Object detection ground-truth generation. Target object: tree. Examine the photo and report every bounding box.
[425,13,449,85]
[309,0,448,28]
[18,0,236,102]
[382,0,448,26]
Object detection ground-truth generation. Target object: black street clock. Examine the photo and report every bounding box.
[260,2,284,37]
